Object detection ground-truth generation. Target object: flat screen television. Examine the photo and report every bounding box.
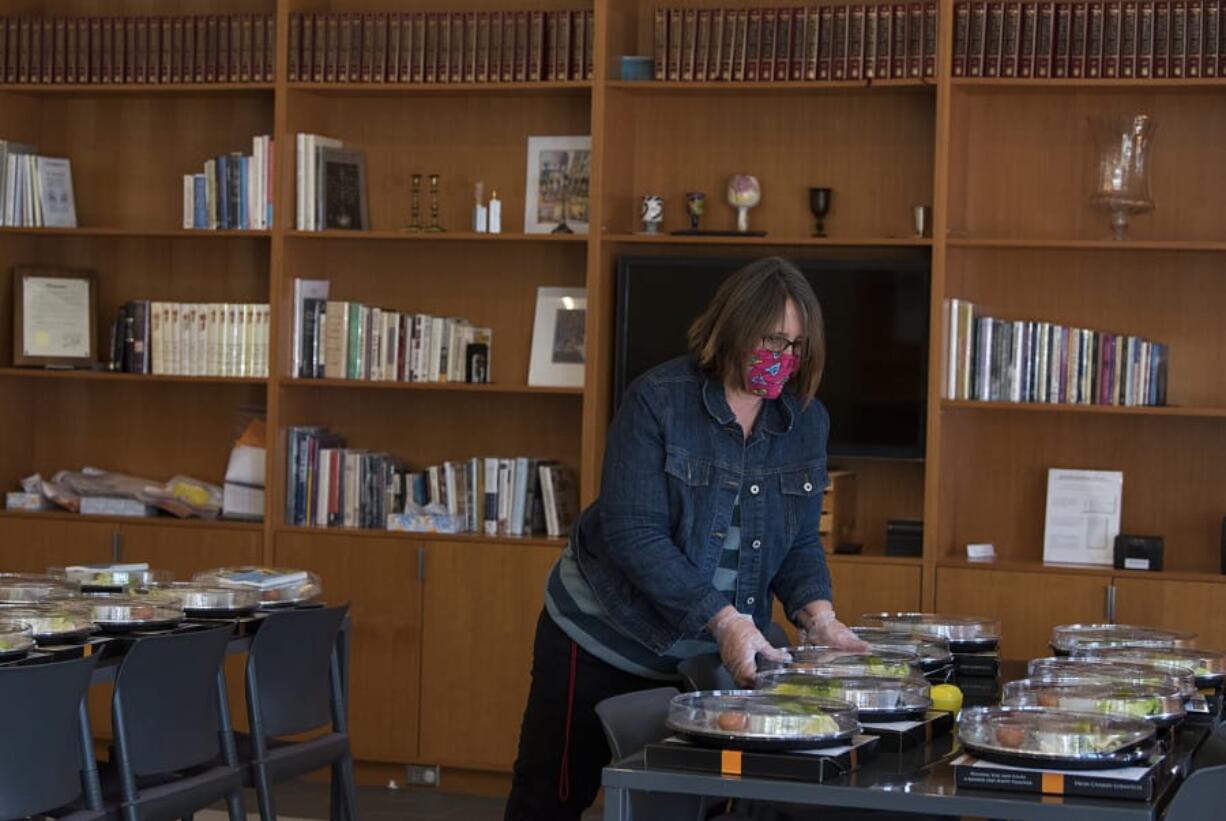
[613,255,930,458]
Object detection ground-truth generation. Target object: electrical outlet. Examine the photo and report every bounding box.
[404,764,440,787]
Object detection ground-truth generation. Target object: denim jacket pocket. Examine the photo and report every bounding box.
[779,464,825,544]
[664,450,711,487]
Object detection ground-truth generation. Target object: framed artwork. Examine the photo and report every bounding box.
[12,266,97,368]
[524,135,591,234]
[317,146,369,230]
[528,286,587,387]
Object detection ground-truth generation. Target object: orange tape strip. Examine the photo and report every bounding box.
[1042,772,1066,795]
[721,749,742,776]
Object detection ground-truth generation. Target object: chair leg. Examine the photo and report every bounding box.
[225,786,246,821]
[339,752,359,821]
[252,762,278,821]
[330,762,342,821]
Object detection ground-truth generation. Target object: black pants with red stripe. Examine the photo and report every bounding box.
[504,610,665,821]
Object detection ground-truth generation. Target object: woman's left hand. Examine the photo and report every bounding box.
[799,609,870,652]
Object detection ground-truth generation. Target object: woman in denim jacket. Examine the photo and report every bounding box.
[505,257,867,821]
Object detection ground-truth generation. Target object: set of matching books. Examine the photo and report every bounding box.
[294,134,369,232]
[287,10,595,84]
[0,140,76,228]
[942,299,1169,406]
[0,15,275,85]
[953,0,1224,78]
[293,278,492,384]
[108,301,271,378]
[653,4,939,82]
[182,136,274,232]
[285,427,577,537]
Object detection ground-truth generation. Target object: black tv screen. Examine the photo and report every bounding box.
[613,256,930,458]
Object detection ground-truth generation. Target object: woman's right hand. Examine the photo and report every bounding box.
[708,607,789,686]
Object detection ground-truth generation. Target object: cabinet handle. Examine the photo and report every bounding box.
[417,545,426,582]
[1105,583,1117,624]
[111,530,123,562]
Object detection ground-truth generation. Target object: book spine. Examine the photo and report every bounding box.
[1171,0,1187,76]
[1103,1,1122,75]
[1121,1,1138,74]
[683,8,699,81]
[778,8,795,80]
[1002,1,1023,75]
[1206,0,1219,76]
[985,1,1006,76]
[953,2,971,75]
[1086,1,1105,75]
[761,8,777,81]
[893,3,909,78]
[696,9,711,81]
[745,8,762,81]
[832,5,849,80]
[1138,0,1155,75]
[1053,2,1072,76]
[1187,0,1203,75]
[1070,2,1088,77]
[451,12,465,83]
[1154,0,1170,76]
[968,1,988,75]
[848,5,865,80]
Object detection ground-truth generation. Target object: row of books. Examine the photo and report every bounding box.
[294,134,368,232]
[942,299,1169,406]
[293,278,492,384]
[181,136,274,232]
[285,427,578,537]
[287,10,595,84]
[0,141,76,228]
[108,301,271,378]
[952,0,1225,79]
[0,15,276,85]
[653,4,939,82]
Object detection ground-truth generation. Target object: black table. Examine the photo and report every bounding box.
[602,663,1218,821]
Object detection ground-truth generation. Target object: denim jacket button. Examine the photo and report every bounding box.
[746,596,756,606]
[803,481,814,493]
[751,539,762,550]
[749,484,760,495]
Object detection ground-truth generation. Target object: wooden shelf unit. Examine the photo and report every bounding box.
[0,0,1221,789]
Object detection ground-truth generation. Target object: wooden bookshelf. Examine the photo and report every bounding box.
[1,0,1222,793]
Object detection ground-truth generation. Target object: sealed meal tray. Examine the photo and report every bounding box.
[142,583,260,618]
[760,646,924,680]
[858,613,1000,652]
[1077,645,1226,688]
[192,566,322,608]
[851,627,953,671]
[666,690,859,751]
[0,579,76,605]
[1027,657,1197,700]
[755,672,932,722]
[958,706,1157,770]
[0,619,35,659]
[0,604,95,644]
[1001,677,1185,727]
[1050,624,1197,655]
[53,564,174,593]
[83,595,183,632]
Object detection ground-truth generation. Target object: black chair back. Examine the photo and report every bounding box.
[113,625,233,777]
[594,687,679,761]
[247,604,347,737]
[0,655,97,821]
[677,653,735,692]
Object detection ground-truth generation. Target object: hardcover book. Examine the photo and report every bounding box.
[985,1,1006,75]
[953,1,971,74]
[1103,1,1122,75]
[1070,2,1088,77]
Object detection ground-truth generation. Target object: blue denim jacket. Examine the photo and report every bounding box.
[573,355,833,655]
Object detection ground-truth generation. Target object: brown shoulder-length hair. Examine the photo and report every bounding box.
[687,256,826,401]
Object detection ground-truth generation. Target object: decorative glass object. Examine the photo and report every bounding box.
[639,194,664,234]
[1089,114,1156,241]
[727,174,761,233]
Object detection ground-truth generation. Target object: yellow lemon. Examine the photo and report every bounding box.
[931,683,963,713]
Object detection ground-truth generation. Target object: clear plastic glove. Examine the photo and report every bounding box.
[709,608,790,686]
[800,610,870,652]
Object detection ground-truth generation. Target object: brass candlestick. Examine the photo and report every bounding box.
[402,174,423,232]
[426,173,445,232]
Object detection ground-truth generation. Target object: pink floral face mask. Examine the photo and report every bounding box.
[745,349,799,399]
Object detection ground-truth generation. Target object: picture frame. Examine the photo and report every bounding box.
[524,135,591,235]
[528,286,587,387]
[12,266,97,368]
[317,146,369,230]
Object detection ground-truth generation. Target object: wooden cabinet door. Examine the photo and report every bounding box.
[418,541,558,771]
[773,559,923,645]
[0,516,116,571]
[1114,577,1226,650]
[118,524,262,580]
[936,566,1110,659]
[276,532,423,763]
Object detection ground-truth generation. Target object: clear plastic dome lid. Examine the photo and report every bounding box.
[83,595,183,630]
[192,567,322,607]
[1076,645,1226,684]
[52,565,174,591]
[1001,677,1185,725]
[858,612,1001,645]
[0,604,95,642]
[0,579,77,605]
[0,619,35,657]
[1027,657,1196,698]
[1051,624,1198,654]
[667,690,859,744]
[760,646,924,679]
[850,628,953,665]
[755,672,932,717]
[959,706,1156,764]
[141,583,261,615]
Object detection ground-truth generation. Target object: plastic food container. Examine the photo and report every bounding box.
[958,706,1157,770]
[760,646,924,680]
[53,565,174,593]
[1076,646,1226,688]
[192,567,322,609]
[1001,677,1185,727]
[1050,624,1197,655]
[83,596,183,633]
[0,604,96,644]
[850,628,953,671]
[143,583,260,618]
[0,619,35,659]
[1027,657,1197,700]
[0,579,76,605]
[666,690,859,751]
[858,613,1000,652]
[756,672,932,722]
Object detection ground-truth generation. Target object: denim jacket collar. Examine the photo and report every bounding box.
[701,376,797,436]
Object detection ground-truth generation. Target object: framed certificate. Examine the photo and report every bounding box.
[13,266,97,368]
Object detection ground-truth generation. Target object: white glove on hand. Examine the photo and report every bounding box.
[800,610,870,652]
[709,609,790,686]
